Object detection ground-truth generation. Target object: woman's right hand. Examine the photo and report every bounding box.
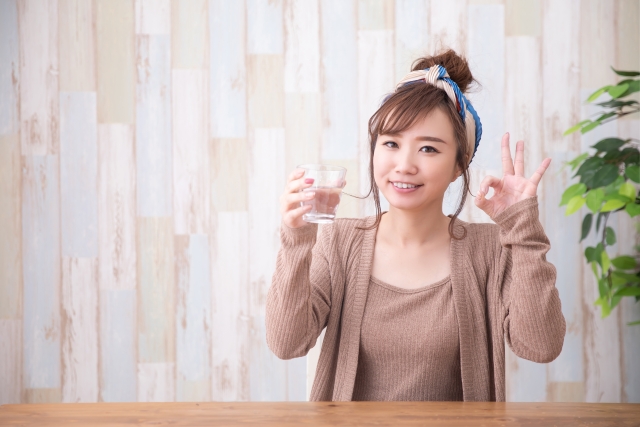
[280,168,316,229]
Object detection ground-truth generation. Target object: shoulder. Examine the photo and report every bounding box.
[453,218,501,254]
[316,216,374,252]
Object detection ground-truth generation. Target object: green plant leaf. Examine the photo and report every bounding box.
[563,124,583,136]
[610,66,640,77]
[580,121,600,134]
[596,112,617,122]
[560,183,587,206]
[595,296,612,318]
[625,202,640,217]
[603,193,632,203]
[601,251,611,273]
[609,83,630,98]
[605,226,616,245]
[614,286,640,297]
[598,277,610,298]
[565,195,586,215]
[586,188,605,212]
[592,138,626,152]
[581,213,592,242]
[575,156,604,177]
[612,255,637,270]
[601,199,626,212]
[597,99,639,108]
[618,80,640,98]
[587,87,609,102]
[626,165,640,183]
[591,261,599,277]
[619,182,637,200]
[567,153,589,170]
[612,271,640,283]
[595,212,604,231]
[621,147,640,166]
[628,319,640,326]
[590,164,620,188]
[585,246,598,263]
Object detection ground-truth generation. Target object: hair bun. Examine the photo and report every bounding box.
[411,49,474,93]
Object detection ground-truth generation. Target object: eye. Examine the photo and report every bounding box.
[420,145,438,153]
[382,141,398,148]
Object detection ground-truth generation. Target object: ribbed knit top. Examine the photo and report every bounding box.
[351,276,463,401]
[265,196,566,401]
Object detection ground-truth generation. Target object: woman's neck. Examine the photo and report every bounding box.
[378,202,451,248]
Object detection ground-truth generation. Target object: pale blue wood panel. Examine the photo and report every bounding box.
[429,0,467,53]
[211,212,249,401]
[466,4,504,171]
[100,288,137,402]
[59,92,98,258]
[136,34,172,217]
[137,217,175,364]
[543,152,584,389]
[209,0,246,139]
[176,234,212,402]
[394,0,429,82]
[18,0,59,155]
[22,155,61,389]
[0,319,22,403]
[246,0,282,55]
[319,0,358,160]
[0,0,19,136]
[284,0,319,93]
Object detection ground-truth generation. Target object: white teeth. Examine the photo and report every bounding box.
[393,182,417,189]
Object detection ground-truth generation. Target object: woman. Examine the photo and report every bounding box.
[265,50,566,402]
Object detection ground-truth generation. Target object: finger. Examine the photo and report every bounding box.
[474,186,494,213]
[529,157,552,186]
[514,140,525,177]
[285,190,315,208]
[288,168,305,182]
[285,204,313,224]
[501,133,515,176]
[287,176,314,193]
[478,175,502,196]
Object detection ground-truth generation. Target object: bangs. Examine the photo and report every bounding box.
[370,83,450,138]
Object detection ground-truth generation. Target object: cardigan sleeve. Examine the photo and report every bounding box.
[493,196,566,363]
[265,220,333,360]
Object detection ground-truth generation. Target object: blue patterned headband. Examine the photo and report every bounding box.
[394,65,482,164]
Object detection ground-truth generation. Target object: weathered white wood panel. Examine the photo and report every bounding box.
[96,0,135,124]
[211,139,248,212]
[135,0,170,35]
[430,0,467,53]
[285,93,321,174]
[357,30,394,215]
[136,34,172,217]
[211,212,249,401]
[59,0,95,92]
[98,124,137,290]
[18,0,59,155]
[176,234,212,402]
[60,92,98,258]
[172,70,210,235]
[0,134,22,320]
[580,0,616,90]
[209,0,246,139]
[99,289,137,402]
[137,362,175,402]
[0,0,20,136]
[22,155,61,392]
[171,0,208,69]
[247,0,283,55]
[61,257,98,402]
[0,319,21,404]
[319,0,358,161]
[247,55,284,128]
[284,0,319,93]
[394,0,429,82]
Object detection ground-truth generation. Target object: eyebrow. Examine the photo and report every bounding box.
[384,133,447,144]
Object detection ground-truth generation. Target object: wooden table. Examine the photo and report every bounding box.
[0,402,639,426]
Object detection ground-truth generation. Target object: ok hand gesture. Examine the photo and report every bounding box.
[474,133,551,219]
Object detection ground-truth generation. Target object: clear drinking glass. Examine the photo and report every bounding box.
[298,164,347,224]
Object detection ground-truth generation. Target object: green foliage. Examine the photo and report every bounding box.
[563,67,640,326]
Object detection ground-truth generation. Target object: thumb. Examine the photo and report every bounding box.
[474,187,493,213]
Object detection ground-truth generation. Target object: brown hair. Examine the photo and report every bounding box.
[361,49,477,239]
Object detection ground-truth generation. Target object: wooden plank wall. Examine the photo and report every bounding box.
[0,0,638,404]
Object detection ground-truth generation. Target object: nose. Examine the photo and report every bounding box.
[393,147,418,175]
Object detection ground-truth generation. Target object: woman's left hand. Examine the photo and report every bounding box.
[474,133,551,219]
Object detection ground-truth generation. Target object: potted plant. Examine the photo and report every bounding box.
[561,67,640,325]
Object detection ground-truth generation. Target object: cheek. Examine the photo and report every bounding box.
[372,149,392,184]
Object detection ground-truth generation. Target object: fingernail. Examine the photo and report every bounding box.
[304,178,314,184]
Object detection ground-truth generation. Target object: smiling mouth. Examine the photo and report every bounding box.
[391,181,423,189]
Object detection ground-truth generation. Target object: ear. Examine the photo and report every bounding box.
[451,167,462,183]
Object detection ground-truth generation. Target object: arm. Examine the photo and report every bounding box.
[495,196,566,363]
[265,221,333,360]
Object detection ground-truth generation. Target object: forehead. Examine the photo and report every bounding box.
[380,107,454,138]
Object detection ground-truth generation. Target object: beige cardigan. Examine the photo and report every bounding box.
[265,196,566,401]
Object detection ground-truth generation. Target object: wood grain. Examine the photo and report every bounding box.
[0,319,21,404]
[137,362,175,402]
[135,34,172,217]
[98,124,137,291]
[61,257,98,402]
[1,402,639,426]
[135,0,170,35]
[284,0,320,93]
[0,0,20,136]
[171,0,208,69]
[172,70,210,235]
[285,93,321,173]
[59,0,96,92]
[394,0,429,82]
[247,0,283,55]
[429,0,467,53]
[247,55,284,128]
[579,0,616,89]
[358,0,394,30]
[18,0,59,155]
[210,138,248,212]
[97,0,135,123]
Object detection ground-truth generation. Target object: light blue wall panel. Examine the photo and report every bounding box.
[0,0,19,136]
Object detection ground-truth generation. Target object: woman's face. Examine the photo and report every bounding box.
[373,107,461,213]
